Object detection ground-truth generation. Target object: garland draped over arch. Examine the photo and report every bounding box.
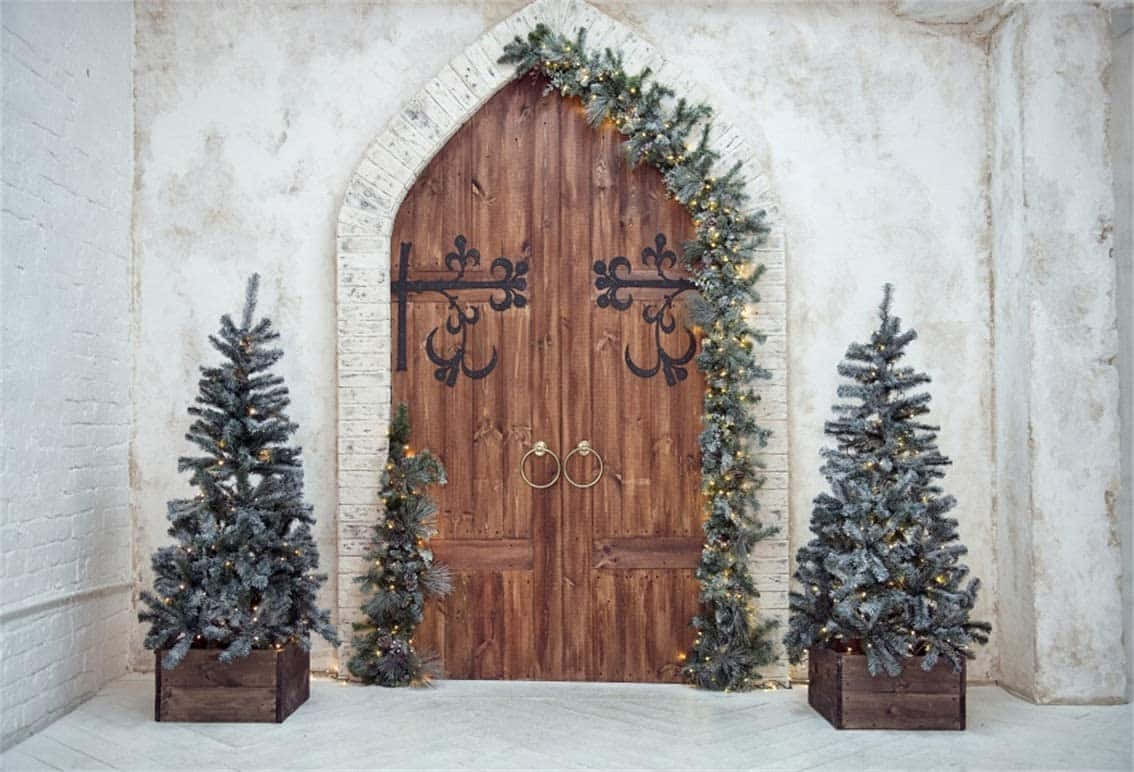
[501,25,779,690]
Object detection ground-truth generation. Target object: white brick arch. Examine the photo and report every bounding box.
[334,0,790,681]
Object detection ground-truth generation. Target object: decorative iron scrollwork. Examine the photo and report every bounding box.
[392,236,528,386]
[593,233,698,386]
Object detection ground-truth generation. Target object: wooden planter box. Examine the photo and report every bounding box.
[155,643,309,723]
[807,645,965,730]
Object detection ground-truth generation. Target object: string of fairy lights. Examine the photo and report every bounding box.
[500,25,779,691]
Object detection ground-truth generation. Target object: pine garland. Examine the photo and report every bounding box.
[501,25,778,690]
[349,403,452,686]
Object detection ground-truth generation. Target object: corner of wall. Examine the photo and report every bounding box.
[1108,3,1133,705]
[987,0,1128,704]
[987,2,1038,702]
[127,0,146,675]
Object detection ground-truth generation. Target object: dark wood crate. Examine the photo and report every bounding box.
[807,645,965,730]
[155,642,310,723]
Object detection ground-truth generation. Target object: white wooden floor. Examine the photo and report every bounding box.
[2,674,1130,770]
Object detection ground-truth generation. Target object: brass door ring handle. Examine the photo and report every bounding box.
[519,441,561,489]
[563,440,603,488]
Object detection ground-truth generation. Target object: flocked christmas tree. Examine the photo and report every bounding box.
[348,404,452,686]
[139,275,338,668]
[784,285,990,676]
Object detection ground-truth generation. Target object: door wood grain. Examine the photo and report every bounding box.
[391,75,705,681]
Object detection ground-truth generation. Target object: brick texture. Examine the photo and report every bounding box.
[335,0,790,684]
[1,1,134,749]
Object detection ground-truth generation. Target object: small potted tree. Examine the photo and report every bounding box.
[348,403,451,686]
[139,274,338,722]
[784,285,990,730]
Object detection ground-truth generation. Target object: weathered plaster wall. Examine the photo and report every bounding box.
[131,0,999,679]
[1,0,134,748]
[130,0,532,672]
[129,0,1129,699]
[991,2,1126,703]
[1110,4,1132,704]
[989,2,1034,699]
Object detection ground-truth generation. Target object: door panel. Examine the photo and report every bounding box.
[391,75,704,681]
[567,82,703,681]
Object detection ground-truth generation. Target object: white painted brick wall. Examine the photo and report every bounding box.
[1,0,134,749]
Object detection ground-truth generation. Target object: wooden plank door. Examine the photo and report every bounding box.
[391,75,704,681]
[391,77,560,680]
[558,90,704,682]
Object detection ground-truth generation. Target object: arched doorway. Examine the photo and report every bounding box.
[334,0,790,684]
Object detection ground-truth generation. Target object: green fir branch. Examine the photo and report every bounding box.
[348,403,452,686]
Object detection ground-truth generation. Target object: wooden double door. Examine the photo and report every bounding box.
[391,76,706,681]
